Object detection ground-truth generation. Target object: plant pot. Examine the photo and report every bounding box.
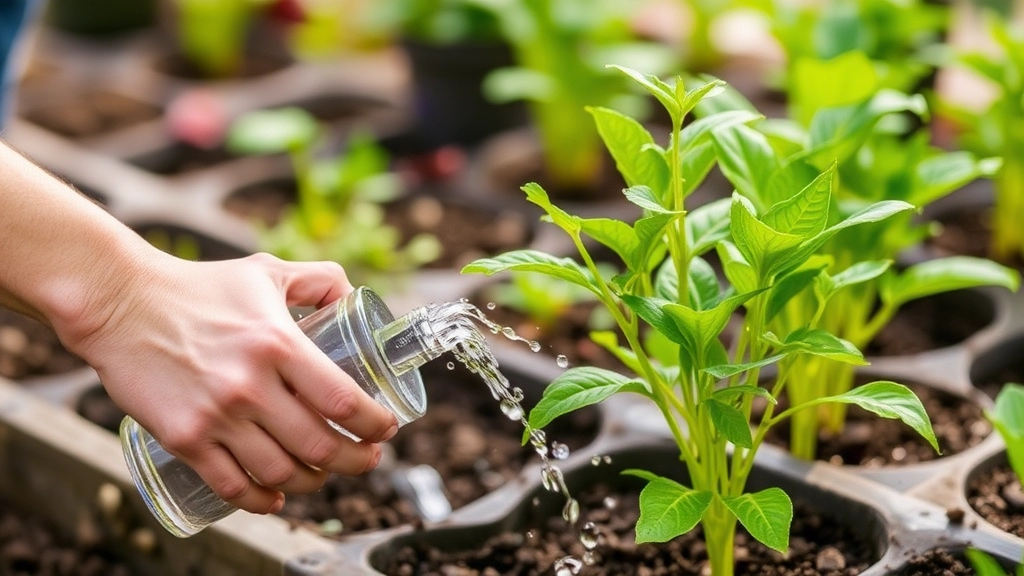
[45,0,156,37]
[400,38,527,151]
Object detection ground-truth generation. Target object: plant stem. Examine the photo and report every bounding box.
[703,500,737,576]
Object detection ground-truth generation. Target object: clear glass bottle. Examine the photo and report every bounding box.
[119,287,446,538]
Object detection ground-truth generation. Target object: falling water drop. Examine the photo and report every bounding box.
[556,354,569,368]
[529,340,542,352]
[603,455,612,464]
[603,496,618,510]
[554,557,583,576]
[499,399,524,421]
[583,551,597,566]
[446,361,455,370]
[486,301,497,310]
[541,466,564,493]
[580,521,600,549]
[501,326,517,339]
[551,442,570,460]
[591,455,602,466]
[562,498,580,524]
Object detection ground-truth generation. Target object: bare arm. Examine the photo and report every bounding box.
[0,141,397,514]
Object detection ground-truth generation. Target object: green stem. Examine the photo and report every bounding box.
[703,500,737,576]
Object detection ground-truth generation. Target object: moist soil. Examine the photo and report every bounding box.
[894,548,977,575]
[929,204,1024,271]
[0,309,84,380]
[276,358,600,535]
[224,182,532,268]
[127,143,236,175]
[967,463,1024,540]
[22,91,161,138]
[383,482,876,575]
[762,381,989,467]
[152,51,291,80]
[864,291,992,357]
[0,500,131,576]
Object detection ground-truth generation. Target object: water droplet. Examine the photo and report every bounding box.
[486,301,497,310]
[532,497,540,507]
[530,429,547,445]
[591,455,602,466]
[555,556,583,576]
[603,496,618,510]
[511,387,524,402]
[580,521,599,549]
[556,354,569,368]
[583,551,597,565]
[446,361,455,370]
[526,529,537,539]
[603,455,612,464]
[499,399,524,421]
[501,326,517,339]
[562,497,580,524]
[541,466,564,493]
[551,442,570,460]
[529,340,541,352]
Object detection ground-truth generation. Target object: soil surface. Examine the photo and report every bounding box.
[762,381,989,467]
[967,462,1024,540]
[0,500,131,576]
[930,204,1024,271]
[383,482,877,575]
[865,291,993,357]
[128,143,236,175]
[153,51,291,80]
[279,358,600,535]
[224,182,532,269]
[0,309,85,380]
[895,548,976,575]
[23,91,161,138]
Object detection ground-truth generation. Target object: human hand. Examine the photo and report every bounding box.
[56,251,398,515]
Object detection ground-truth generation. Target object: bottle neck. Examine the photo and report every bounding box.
[375,306,446,376]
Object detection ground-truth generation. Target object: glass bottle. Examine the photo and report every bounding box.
[119,287,446,537]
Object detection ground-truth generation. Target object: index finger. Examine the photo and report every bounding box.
[282,334,399,443]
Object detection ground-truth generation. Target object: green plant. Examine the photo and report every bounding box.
[464,0,677,192]
[174,0,272,77]
[702,54,1019,459]
[226,107,440,291]
[465,65,937,576]
[485,271,607,333]
[967,548,1024,576]
[986,383,1024,484]
[371,0,502,44]
[940,14,1024,262]
[756,0,948,95]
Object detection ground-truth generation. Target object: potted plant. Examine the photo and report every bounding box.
[465,65,938,575]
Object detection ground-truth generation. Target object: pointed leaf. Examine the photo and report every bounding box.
[988,383,1024,480]
[964,549,1010,576]
[704,353,788,380]
[689,256,721,311]
[633,212,677,271]
[528,367,650,431]
[721,488,793,553]
[762,165,834,238]
[780,328,866,365]
[522,182,580,234]
[580,218,638,268]
[654,258,679,302]
[816,382,940,453]
[705,399,753,448]
[731,194,804,276]
[686,197,732,256]
[712,385,777,405]
[717,241,758,295]
[882,257,1020,308]
[609,65,680,121]
[624,185,678,213]
[829,260,892,295]
[681,79,727,115]
[590,107,670,191]
[228,107,319,154]
[622,295,686,344]
[623,472,712,543]
[712,124,781,208]
[766,266,826,322]
[912,153,1002,207]
[462,251,600,296]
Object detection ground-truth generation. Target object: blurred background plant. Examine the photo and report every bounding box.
[226,107,441,292]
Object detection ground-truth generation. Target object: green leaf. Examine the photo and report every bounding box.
[965,549,1010,576]
[988,383,1024,481]
[688,256,721,311]
[678,111,763,198]
[589,107,670,191]
[522,182,580,234]
[721,488,793,553]
[712,385,777,405]
[681,79,727,115]
[609,65,680,122]
[817,382,940,453]
[621,295,686,344]
[790,51,878,126]
[623,472,712,543]
[580,218,638,269]
[779,328,866,365]
[882,257,1021,309]
[705,399,753,448]
[632,213,677,271]
[912,153,1002,208]
[686,198,731,257]
[704,353,788,380]
[624,185,678,214]
[712,124,781,209]
[805,90,928,166]
[528,367,649,431]
[717,241,758,295]
[654,258,679,302]
[765,265,826,322]
[731,194,804,277]
[664,290,759,360]
[828,260,892,295]
[461,250,601,296]
[482,66,553,103]
[227,107,319,154]
[761,164,834,238]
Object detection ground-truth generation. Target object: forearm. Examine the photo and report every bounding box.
[0,140,155,342]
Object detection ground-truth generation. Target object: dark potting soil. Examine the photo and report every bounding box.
[930,204,1024,270]
[382,195,532,269]
[127,143,236,176]
[865,292,992,357]
[0,501,131,576]
[383,483,876,576]
[763,381,989,467]
[0,309,84,380]
[22,91,161,138]
[895,548,976,575]
[152,51,291,80]
[277,358,601,535]
[967,462,1024,540]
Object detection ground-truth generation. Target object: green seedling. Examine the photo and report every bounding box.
[987,383,1024,485]
[703,54,1019,459]
[757,0,947,95]
[940,14,1024,262]
[227,107,440,291]
[175,0,271,77]
[967,548,1024,576]
[372,0,502,44]
[465,65,937,576]
[463,0,677,193]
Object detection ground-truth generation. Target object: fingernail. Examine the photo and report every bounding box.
[370,444,384,470]
[382,424,398,442]
[269,495,285,514]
